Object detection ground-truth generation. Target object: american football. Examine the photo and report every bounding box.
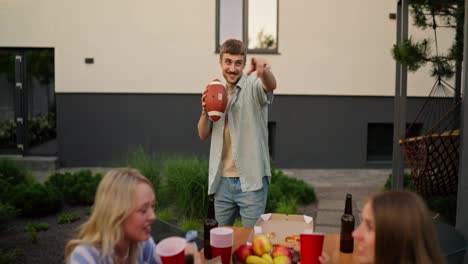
[205,79,227,122]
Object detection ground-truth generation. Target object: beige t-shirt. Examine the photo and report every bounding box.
[222,90,238,177]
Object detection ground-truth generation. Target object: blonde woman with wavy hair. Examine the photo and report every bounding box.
[66,168,159,264]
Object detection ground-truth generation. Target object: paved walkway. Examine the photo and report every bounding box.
[281,169,390,233]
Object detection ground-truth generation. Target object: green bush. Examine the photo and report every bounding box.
[10,183,63,217]
[0,179,13,203]
[0,119,16,147]
[24,222,49,243]
[28,113,56,146]
[45,170,103,205]
[0,202,17,230]
[57,212,81,224]
[384,171,415,191]
[0,248,22,264]
[384,172,457,225]
[0,158,34,187]
[161,157,209,219]
[266,167,316,213]
[24,222,49,232]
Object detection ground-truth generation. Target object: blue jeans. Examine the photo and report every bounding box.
[214,176,269,228]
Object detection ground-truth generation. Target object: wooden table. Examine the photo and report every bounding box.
[201,227,360,264]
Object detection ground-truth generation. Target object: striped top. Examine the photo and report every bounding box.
[67,237,161,264]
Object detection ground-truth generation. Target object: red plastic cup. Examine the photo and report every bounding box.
[210,227,233,264]
[155,237,186,264]
[300,233,325,264]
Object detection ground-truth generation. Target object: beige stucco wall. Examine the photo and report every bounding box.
[0,0,455,96]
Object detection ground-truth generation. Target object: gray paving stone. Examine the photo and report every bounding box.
[315,210,342,226]
[318,199,346,211]
[315,225,341,233]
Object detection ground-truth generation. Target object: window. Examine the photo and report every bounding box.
[366,123,422,162]
[216,0,278,53]
[268,121,276,160]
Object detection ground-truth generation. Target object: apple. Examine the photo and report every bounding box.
[252,234,273,256]
[235,244,253,262]
[273,255,292,264]
[271,245,293,261]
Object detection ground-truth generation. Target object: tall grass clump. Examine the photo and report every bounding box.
[160,156,209,219]
[275,197,298,214]
[127,146,163,193]
[181,218,202,233]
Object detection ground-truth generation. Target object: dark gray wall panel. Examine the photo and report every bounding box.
[269,95,425,168]
[57,93,426,168]
[57,93,210,166]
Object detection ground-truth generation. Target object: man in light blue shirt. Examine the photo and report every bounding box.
[197,39,277,227]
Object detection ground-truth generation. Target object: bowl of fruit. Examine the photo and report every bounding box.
[232,234,300,264]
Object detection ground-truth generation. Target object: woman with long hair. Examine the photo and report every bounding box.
[66,168,198,264]
[352,191,446,264]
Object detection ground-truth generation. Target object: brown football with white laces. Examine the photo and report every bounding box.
[205,79,227,122]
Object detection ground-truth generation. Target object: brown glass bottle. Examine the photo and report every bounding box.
[204,194,218,259]
[340,193,355,253]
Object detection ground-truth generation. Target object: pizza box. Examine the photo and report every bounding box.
[247,213,314,249]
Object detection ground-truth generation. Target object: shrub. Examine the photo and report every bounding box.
[24,222,49,232]
[9,183,63,217]
[384,171,415,191]
[0,158,34,187]
[0,248,22,264]
[24,222,49,243]
[45,170,102,205]
[58,212,81,224]
[384,172,457,225]
[266,168,316,213]
[0,202,17,231]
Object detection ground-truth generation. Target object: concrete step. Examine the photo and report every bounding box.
[1,155,58,171]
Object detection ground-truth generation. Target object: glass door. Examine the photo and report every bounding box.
[24,49,56,156]
[0,50,22,154]
[0,48,56,156]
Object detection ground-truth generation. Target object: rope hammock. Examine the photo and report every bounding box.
[399,78,461,196]
[398,11,463,197]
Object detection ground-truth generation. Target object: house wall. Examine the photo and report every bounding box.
[0,1,457,167]
[0,1,454,96]
[56,93,426,168]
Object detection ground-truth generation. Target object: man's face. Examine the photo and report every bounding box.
[220,53,245,87]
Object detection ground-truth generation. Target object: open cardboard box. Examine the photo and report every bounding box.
[247,213,314,250]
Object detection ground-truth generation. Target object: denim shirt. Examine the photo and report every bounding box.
[208,73,274,194]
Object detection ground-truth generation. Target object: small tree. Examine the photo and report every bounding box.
[392,0,464,98]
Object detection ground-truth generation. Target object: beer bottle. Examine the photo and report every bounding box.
[204,194,218,259]
[340,193,355,253]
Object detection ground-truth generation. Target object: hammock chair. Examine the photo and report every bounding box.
[399,79,461,196]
